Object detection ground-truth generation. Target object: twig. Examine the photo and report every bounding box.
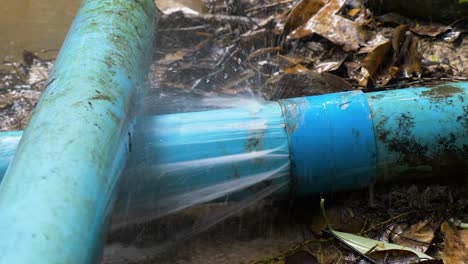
[361,211,415,235]
[187,13,259,25]
[245,0,294,14]
[159,25,209,32]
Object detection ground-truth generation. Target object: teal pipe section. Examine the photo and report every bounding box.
[366,82,468,180]
[0,0,155,263]
[279,91,376,196]
[0,84,466,216]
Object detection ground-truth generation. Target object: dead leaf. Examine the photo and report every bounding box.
[283,64,311,74]
[277,54,315,69]
[273,69,351,99]
[283,0,325,36]
[312,47,349,73]
[366,249,421,264]
[348,8,360,17]
[345,62,365,86]
[376,66,399,86]
[247,47,283,62]
[288,0,369,51]
[376,12,414,26]
[402,36,422,78]
[441,221,468,264]
[391,24,410,64]
[321,72,353,91]
[161,50,187,64]
[351,40,391,86]
[155,0,206,15]
[391,220,435,253]
[410,23,451,37]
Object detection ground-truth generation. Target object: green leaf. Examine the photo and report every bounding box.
[320,199,433,261]
[330,229,433,260]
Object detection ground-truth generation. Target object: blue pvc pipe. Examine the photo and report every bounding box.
[367,84,467,180]
[1,84,465,218]
[0,0,155,263]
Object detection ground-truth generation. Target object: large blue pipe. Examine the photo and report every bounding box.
[1,84,466,218]
[0,0,155,263]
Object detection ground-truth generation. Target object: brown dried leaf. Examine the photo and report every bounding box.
[441,221,468,264]
[274,70,351,99]
[277,54,315,69]
[402,37,422,77]
[392,24,410,64]
[349,40,391,86]
[155,0,206,14]
[313,48,349,73]
[283,0,325,36]
[161,50,187,64]
[321,72,353,91]
[283,64,311,74]
[361,40,391,75]
[411,23,451,37]
[376,66,399,86]
[420,38,468,76]
[288,0,371,51]
[392,220,435,253]
[348,8,360,17]
[367,249,420,264]
[345,61,366,86]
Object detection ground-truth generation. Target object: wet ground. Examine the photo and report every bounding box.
[0,0,80,63]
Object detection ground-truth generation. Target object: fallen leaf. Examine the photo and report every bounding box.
[277,54,315,69]
[420,38,468,76]
[288,0,369,51]
[376,12,414,26]
[273,70,328,99]
[366,249,421,264]
[321,72,353,91]
[283,64,311,74]
[331,229,433,260]
[348,8,360,17]
[283,0,325,36]
[155,0,206,15]
[376,66,399,86]
[402,36,422,78]
[312,47,349,73]
[442,31,461,43]
[247,47,283,62]
[161,50,187,64]
[273,69,351,99]
[347,40,391,86]
[441,221,468,264]
[391,24,410,64]
[391,220,435,253]
[410,23,451,37]
[345,61,366,86]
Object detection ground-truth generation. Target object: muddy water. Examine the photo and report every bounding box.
[0,0,81,62]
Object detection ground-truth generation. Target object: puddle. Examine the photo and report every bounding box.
[0,0,81,62]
